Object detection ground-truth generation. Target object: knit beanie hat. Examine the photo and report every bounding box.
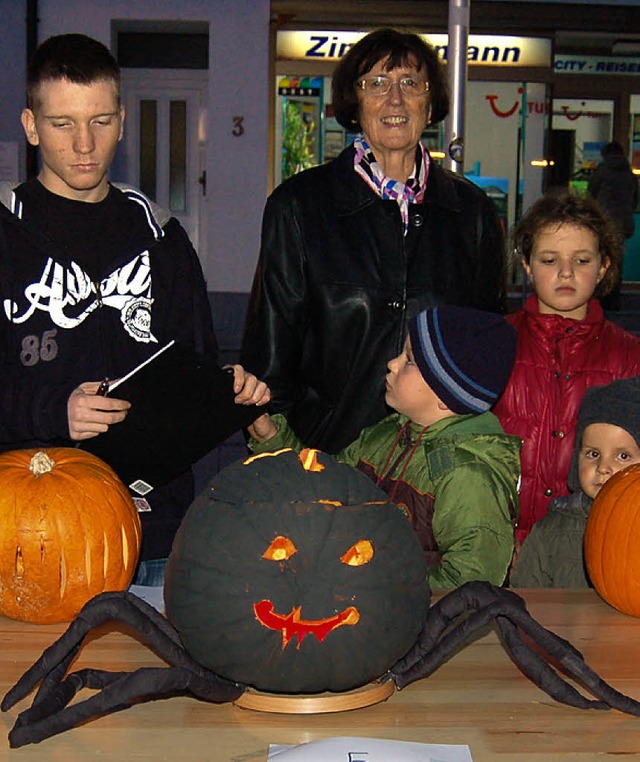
[568,376,640,492]
[408,306,517,415]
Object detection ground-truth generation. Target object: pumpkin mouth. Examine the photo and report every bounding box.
[254,599,360,649]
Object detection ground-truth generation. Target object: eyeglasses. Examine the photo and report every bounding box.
[356,75,430,97]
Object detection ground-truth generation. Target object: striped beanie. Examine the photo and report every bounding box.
[408,306,517,415]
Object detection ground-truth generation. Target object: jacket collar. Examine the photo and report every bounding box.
[395,411,485,439]
[553,490,593,518]
[0,180,167,272]
[331,145,463,217]
[523,293,604,327]
[2,179,168,241]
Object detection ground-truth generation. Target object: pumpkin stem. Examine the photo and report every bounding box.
[29,451,56,477]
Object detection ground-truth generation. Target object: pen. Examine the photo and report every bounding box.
[96,378,110,397]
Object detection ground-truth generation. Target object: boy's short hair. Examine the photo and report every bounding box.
[512,191,623,298]
[27,33,121,111]
[408,306,517,415]
[568,376,640,492]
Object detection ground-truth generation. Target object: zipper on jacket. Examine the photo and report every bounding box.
[386,425,414,476]
[396,204,409,355]
[377,422,430,503]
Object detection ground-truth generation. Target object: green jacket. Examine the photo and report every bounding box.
[251,412,521,589]
[510,491,592,589]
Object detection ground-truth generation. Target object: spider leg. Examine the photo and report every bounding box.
[2,590,212,712]
[3,591,245,748]
[30,587,175,705]
[391,581,640,716]
[391,589,530,684]
[494,606,640,715]
[8,664,243,748]
[392,581,535,676]
[494,616,609,710]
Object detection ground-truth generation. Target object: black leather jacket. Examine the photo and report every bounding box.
[241,146,506,453]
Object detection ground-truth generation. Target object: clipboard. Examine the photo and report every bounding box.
[81,341,260,495]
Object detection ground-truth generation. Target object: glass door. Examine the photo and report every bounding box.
[549,97,613,194]
[121,70,208,255]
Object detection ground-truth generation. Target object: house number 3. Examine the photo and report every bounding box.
[232,116,245,136]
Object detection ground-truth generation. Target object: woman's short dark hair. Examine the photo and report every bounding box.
[332,28,449,132]
[27,33,121,111]
[513,190,623,297]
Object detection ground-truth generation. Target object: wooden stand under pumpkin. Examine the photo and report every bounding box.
[234,680,395,713]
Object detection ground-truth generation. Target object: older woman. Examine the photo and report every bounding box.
[241,28,507,453]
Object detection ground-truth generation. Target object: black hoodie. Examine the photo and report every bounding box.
[0,179,218,560]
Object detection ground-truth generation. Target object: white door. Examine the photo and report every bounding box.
[121,70,208,255]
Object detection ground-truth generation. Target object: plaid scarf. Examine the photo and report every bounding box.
[353,134,429,235]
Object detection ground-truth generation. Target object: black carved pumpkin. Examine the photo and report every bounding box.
[164,448,429,694]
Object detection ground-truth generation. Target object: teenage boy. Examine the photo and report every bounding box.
[0,34,267,586]
[249,306,521,588]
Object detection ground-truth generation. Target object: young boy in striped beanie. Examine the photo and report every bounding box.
[249,305,521,589]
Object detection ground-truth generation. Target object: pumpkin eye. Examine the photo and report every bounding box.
[262,535,297,561]
[340,540,374,567]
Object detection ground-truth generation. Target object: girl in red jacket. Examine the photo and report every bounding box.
[494,191,640,547]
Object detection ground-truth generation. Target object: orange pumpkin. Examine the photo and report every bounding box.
[0,448,142,624]
[584,463,640,617]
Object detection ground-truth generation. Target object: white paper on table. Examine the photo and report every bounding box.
[128,584,165,614]
[267,737,473,761]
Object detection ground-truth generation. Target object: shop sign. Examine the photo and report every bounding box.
[554,54,640,75]
[277,31,551,68]
[277,75,322,97]
[484,89,611,121]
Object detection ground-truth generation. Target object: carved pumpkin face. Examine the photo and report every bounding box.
[165,449,429,694]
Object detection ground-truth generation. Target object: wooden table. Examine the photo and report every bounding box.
[2,589,640,761]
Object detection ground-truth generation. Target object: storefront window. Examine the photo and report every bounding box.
[465,81,548,231]
[548,98,613,194]
[276,76,323,184]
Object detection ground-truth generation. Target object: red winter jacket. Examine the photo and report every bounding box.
[494,295,640,544]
